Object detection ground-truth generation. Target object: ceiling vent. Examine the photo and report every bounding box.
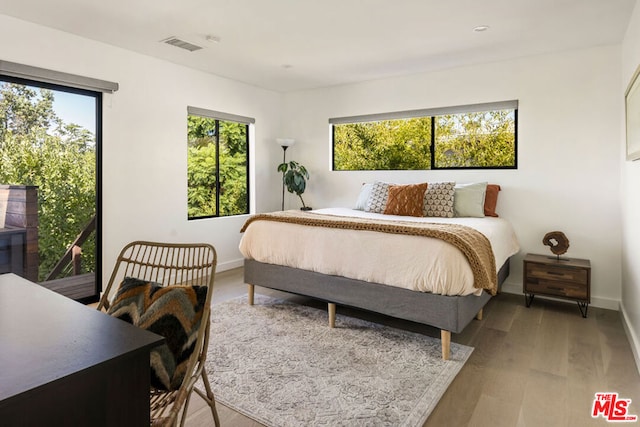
[161,37,203,52]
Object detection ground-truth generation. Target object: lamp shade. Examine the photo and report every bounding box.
[276,138,295,148]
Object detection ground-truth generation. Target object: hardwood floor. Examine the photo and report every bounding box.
[184,267,640,426]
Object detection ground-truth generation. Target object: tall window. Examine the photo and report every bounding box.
[0,60,117,302]
[187,107,251,219]
[0,75,102,297]
[331,101,517,170]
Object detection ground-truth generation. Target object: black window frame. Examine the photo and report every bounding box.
[0,74,103,302]
[186,108,252,220]
[330,100,518,171]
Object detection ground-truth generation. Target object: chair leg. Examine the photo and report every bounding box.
[199,370,221,427]
[179,393,192,427]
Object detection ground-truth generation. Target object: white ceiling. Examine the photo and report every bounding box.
[0,0,636,93]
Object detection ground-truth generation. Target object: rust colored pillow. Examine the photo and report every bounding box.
[384,183,428,217]
[484,184,501,217]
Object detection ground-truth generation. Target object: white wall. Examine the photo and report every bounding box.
[621,1,640,371]
[282,46,623,310]
[0,14,285,282]
[0,14,627,315]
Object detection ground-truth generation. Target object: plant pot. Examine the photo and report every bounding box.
[300,207,312,211]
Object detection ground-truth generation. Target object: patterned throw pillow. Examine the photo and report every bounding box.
[365,181,391,213]
[384,183,428,217]
[107,277,208,391]
[423,182,455,217]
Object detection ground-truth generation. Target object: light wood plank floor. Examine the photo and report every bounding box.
[184,268,640,427]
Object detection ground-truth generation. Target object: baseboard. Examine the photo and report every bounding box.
[217,258,244,272]
[620,302,640,376]
[500,280,620,311]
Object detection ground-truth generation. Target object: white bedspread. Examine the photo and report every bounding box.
[239,208,520,296]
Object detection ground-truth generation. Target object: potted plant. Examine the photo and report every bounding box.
[277,160,311,210]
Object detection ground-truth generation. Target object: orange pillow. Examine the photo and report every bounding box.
[384,183,428,217]
[484,184,501,217]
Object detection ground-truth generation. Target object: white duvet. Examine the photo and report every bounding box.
[239,208,520,296]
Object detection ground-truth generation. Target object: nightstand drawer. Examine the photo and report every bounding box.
[523,253,591,317]
[526,263,588,284]
[525,278,588,300]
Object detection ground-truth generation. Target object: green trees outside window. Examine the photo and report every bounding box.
[333,118,432,170]
[435,110,516,168]
[333,106,516,170]
[187,114,249,219]
[0,81,97,280]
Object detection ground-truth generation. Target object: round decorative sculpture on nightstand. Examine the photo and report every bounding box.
[542,231,570,259]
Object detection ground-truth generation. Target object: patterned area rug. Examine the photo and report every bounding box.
[204,295,473,427]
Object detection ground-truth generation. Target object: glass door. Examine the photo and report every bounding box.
[0,76,101,302]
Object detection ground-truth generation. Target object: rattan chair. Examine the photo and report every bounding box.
[98,241,220,427]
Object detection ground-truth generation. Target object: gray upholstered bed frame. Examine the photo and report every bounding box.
[244,258,510,360]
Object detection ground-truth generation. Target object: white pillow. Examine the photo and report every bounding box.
[354,183,373,210]
[454,182,487,217]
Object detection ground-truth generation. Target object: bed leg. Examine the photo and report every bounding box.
[328,303,336,328]
[441,330,451,360]
[247,284,254,306]
[476,308,483,321]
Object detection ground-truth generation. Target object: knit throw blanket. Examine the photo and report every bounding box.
[241,210,498,295]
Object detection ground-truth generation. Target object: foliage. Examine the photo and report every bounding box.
[187,116,248,219]
[434,110,515,168]
[334,118,431,170]
[277,160,309,208]
[0,82,96,281]
[333,109,515,170]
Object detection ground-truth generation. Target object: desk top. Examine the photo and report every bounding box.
[0,273,164,403]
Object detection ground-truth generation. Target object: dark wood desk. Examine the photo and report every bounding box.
[0,273,164,426]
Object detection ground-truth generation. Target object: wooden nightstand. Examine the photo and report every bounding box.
[523,253,591,317]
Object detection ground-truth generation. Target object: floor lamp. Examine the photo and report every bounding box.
[277,138,295,210]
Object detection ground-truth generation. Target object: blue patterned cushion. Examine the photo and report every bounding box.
[107,277,207,391]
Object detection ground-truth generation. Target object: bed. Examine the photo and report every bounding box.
[239,205,520,360]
